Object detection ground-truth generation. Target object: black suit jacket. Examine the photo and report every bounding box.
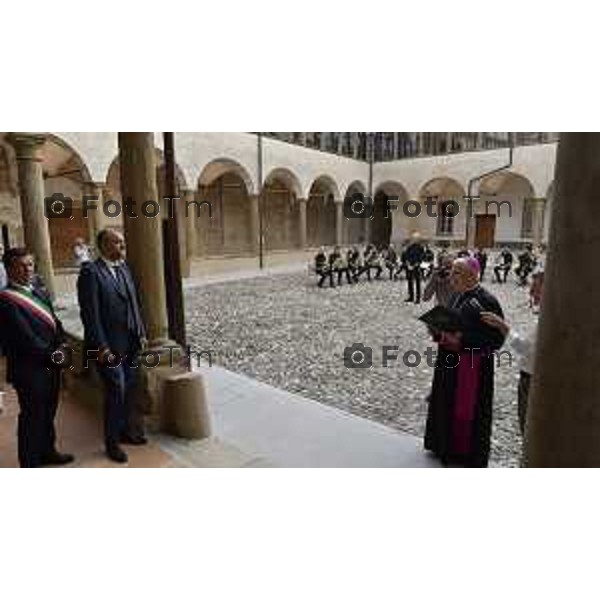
[0,284,65,385]
[77,259,146,357]
[404,242,425,267]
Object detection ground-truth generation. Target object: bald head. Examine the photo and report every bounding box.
[450,257,480,292]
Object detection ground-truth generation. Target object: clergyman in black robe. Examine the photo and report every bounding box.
[424,257,506,467]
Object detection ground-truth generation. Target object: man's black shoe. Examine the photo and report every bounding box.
[41,451,75,466]
[404,298,414,303]
[120,433,148,446]
[106,445,128,464]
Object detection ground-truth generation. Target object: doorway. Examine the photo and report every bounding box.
[475,215,496,249]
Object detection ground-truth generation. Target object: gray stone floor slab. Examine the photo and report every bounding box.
[195,364,439,468]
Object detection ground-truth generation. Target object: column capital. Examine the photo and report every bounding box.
[84,181,105,194]
[6,133,46,161]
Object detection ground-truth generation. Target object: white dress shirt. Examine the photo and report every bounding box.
[101,256,125,280]
[506,322,538,375]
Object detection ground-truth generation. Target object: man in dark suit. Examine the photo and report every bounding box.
[77,228,147,463]
[0,248,74,468]
[403,233,425,304]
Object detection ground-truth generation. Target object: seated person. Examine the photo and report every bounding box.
[315,247,333,288]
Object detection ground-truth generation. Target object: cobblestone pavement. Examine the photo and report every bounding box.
[186,272,536,467]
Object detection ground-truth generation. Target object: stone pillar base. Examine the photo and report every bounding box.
[159,371,211,440]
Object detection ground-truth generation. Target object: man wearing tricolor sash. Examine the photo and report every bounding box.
[0,248,74,468]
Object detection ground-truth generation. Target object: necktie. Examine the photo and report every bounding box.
[114,265,142,339]
[113,264,128,293]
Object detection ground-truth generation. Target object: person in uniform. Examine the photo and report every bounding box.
[421,244,435,280]
[315,247,332,288]
[347,247,360,283]
[515,245,536,287]
[0,248,74,468]
[384,244,399,280]
[474,248,488,282]
[494,247,513,284]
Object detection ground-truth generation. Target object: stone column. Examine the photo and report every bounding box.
[446,132,453,153]
[298,198,307,249]
[182,189,197,262]
[84,182,103,248]
[177,191,190,278]
[335,201,344,246]
[249,194,260,255]
[363,213,370,245]
[532,197,546,246]
[118,132,169,347]
[7,133,56,298]
[525,133,600,466]
[466,200,477,249]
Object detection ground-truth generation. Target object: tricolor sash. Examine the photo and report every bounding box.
[0,287,57,331]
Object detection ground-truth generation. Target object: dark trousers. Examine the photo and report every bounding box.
[518,371,531,436]
[317,268,334,288]
[14,368,60,468]
[98,358,142,448]
[494,265,510,283]
[336,268,353,285]
[407,267,422,303]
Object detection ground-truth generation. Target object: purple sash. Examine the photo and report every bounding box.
[451,351,482,456]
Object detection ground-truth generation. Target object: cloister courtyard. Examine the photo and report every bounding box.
[182,257,535,467]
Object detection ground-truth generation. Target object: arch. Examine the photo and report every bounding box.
[198,158,255,196]
[263,172,300,251]
[373,181,411,248]
[419,176,466,199]
[419,177,466,240]
[343,179,367,199]
[478,170,535,198]
[197,171,252,257]
[479,171,536,243]
[40,135,96,267]
[306,174,341,203]
[374,180,409,199]
[306,177,338,248]
[105,148,188,198]
[43,133,94,184]
[264,167,303,199]
[343,180,369,246]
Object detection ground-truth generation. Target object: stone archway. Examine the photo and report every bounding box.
[41,135,94,267]
[479,171,536,245]
[263,176,300,251]
[198,172,252,256]
[0,143,20,250]
[307,176,338,248]
[343,180,368,246]
[373,181,410,248]
[418,177,466,243]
